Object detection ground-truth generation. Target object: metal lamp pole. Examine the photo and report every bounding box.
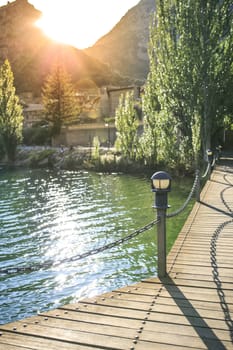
[151,171,171,278]
[206,149,213,175]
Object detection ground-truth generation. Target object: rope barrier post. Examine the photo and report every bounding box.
[206,149,213,178]
[151,171,171,278]
[195,169,200,202]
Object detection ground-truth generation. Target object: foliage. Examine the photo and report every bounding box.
[29,149,55,168]
[75,93,101,124]
[23,124,52,146]
[143,0,233,167]
[115,91,139,160]
[0,60,23,161]
[0,135,5,160]
[42,64,80,136]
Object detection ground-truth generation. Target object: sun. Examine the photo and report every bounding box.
[35,1,121,49]
[36,5,94,49]
[34,0,140,49]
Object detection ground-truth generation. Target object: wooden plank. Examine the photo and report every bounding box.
[108,291,232,313]
[16,315,137,339]
[0,342,31,350]
[169,272,233,283]
[0,331,103,350]
[61,302,147,320]
[133,340,202,350]
[0,321,132,350]
[142,321,231,341]
[79,293,232,321]
[134,339,228,350]
[80,296,153,311]
[138,328,232,349]
[40,308,141,329]
[143,277,233,290]
[170,265,233,277]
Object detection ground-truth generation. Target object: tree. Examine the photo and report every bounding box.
[115,91,139,160]
[140,70,160,166]
[143,0,233,168]
[0,60,23,161]
[42,64,80,136]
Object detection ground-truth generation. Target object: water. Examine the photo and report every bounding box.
[0,168,194,324]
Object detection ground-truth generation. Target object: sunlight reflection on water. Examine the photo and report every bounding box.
[0,169,157,324]
[0,168,194,324]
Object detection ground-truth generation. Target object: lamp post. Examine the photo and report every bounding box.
[206,149,214,174]
[151,171,171,278]
[215,145,222,162]
[206,149,213,164]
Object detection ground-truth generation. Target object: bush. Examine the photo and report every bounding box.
[0,136,5,160]
[23,125,52,146]
[29,149,55,168]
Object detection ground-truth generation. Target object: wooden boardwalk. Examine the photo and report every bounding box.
[1,160,233,349]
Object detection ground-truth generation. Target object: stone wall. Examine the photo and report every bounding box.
[53,124,116,147]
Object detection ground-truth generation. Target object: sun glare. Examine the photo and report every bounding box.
[0,0,141,48]
[35,1,117,49]
[34,0,140,49]
[36,6,95,49]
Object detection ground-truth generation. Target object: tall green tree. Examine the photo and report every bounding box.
[0,60,23,161]
[115,91,139,160]
[42,64,79,136]
[143,0,233,167]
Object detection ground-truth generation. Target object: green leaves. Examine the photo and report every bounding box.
[42,64,80,136]
[143,0,233,168]
[0,60,23,161]
[115,91,139,160]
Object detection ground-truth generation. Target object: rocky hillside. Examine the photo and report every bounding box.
[85,0,156,81]
[0,0,155,94]
[0,0,127,95]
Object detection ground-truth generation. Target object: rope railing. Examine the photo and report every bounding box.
[166,172,199,218]
[201,146,221,179]
[0,218,160,276]
[202,162,211,178]
[211,154,217,168]
[167,148,221,219]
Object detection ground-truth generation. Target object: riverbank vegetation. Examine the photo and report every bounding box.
[0,60,24,162]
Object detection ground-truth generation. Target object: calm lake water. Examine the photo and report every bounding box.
[0,168,194,324]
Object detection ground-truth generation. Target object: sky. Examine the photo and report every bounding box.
[0,0,140,48]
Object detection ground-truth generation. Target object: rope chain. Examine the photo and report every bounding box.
[166,172,199,218]
[0,219,159,276]
[202,162,211,178]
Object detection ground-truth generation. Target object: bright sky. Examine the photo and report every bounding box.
[0,0,140,49]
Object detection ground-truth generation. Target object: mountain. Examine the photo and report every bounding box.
[85,0,156,82]
[0,0,128,95]
[0,0,155,95]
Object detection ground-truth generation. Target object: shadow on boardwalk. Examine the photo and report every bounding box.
[163,275,227,349]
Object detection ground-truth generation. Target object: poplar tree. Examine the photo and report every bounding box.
[115,91,139,160]
[42,64,79,136]
[143,0,233,167]
[0,60,23,161]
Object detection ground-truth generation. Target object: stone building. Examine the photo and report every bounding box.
[20,85,143,145]
[100,85,141,117]
[23,103,44,128]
